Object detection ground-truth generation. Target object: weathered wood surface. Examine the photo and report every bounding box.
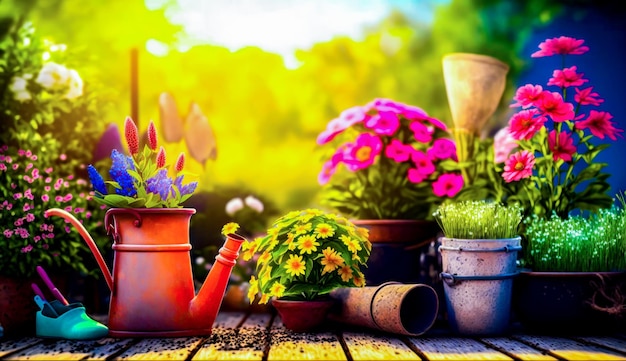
[1,312,626,360]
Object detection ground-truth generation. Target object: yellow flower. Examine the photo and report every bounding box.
[285,233,297,251]
[258,251,271,265]
[266,235,279,251]
[270,282,286,298]
[352,253,361,262]
[297,234,320,255]
[267,227,280,237]
[352,271,365,287]
[247,276,259,302]
[314,223,335,239]
[294,222,312,235]
[221,222,240,236]
[242,239,258,261]
[261,265,273,283]
[355,226,369,239]
[320,247,344,275]
[337,265,353,282]
[340,234,362,254]
[304,208,323,216]
[259,294,270,304]
[284,254,306,277]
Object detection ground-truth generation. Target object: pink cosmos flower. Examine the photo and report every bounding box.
[547,66,588,88]
[343,133,382,171]
[531,36,589,57]
[409,121,434,143]
[364,107,400,136]
[574,87,603,106]
[385,139,413,162]
[537,91,575,122]
[427,138,457,161]
[508,109,547,140]
[502,150,535,183]
[316,106,366,144]
[575,110,623,140]
[548,130,577,162]
[511,84,544,108]
[494,127,518,164]
[410,150,435,177]
[432,173,464,197]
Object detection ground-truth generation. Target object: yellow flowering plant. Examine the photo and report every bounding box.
[241,208,371,302]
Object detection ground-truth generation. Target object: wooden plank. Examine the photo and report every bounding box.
[408,337,513,360]
[115,337,204,360]
[267,318,347,361]
[574,336,626,355]
[213,312,247,329]
[192,313,269,360]
[515,335,626,361]
[480,337,557,361]
[4,338,133,361]
[342,332,420,360]
[81,338,137,361]
[0,338,42,358]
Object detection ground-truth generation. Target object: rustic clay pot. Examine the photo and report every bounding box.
[272,298,335,332]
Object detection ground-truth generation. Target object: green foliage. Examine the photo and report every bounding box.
[523,198,626,272]
[244,209,371,301]
[433,200,523,239]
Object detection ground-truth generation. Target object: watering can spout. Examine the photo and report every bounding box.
[189,233,245,320]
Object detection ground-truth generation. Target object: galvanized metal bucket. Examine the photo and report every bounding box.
[439,237,521,335]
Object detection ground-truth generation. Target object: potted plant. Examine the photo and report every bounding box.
[316,98,463,285]
[433,200,523,335]
[513,197,626,333]
[242,208,371,332]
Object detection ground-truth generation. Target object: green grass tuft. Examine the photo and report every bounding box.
[433,200,522,239]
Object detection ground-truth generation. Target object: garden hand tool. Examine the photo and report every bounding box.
[33,295,108,340]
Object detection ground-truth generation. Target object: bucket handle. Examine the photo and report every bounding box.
[440,271,519,286]
[439,245,522,253]
[104,208,143,244]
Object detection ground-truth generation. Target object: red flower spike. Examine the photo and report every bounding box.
[124,116,139,155]
[175,152,185,172]
[147,120,158,150]
[156,146,166,168]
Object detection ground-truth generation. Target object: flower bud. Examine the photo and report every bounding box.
[156,146,166,168]
[124,116,139,154]
[147,120,158,150]
[175,152,185,173]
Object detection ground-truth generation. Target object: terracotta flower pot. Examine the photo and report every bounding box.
[272,298,335,332]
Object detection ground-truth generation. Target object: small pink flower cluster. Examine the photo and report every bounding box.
[500,36,623,183]
[0,145,94,254]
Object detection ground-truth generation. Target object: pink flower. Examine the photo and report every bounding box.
[0,164,6,171]
[156,146,166,168]
[547,66,588,88]
[26,163,33,170]
[3,229,13,238]
[385,139,413,162]
[44,186,51,192]
[574,87,603,106]
[364,107,400,136]
[575,110,623,140]
[511,84,544,108]
[407,168,427,183]
[23,203,31,212]
[427,138,457,161]
[548,130,577,162]
[12,164,18,170]
[410,150,435,176]
[508,109,547,140]
[45,167,53,174]
[59,154,67,161]
[124,116,140,154]
[343,133,382,171]
[25,150,32,157]
[317,106,366,145]
[34,235,41,243]
[26,213,35,222]
[175,153,185,172]
[147,120,158,150]
[531,36,589,57]
[409,121,433,143]
[21,245,33,253]
[18,149,25,156]
[432,173,464,197]
[63,193,73,202]
[42,194,49,202]
[318,150,344,185]
[502,150,535,183]
[31,155,37,161]
[13,193,22,200]
[537,91,575,122]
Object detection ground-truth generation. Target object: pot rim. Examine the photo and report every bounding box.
[440,236,521,242]
[518,270,626,277]
[442,52,510,70]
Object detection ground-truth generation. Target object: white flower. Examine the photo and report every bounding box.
[225,197,244,216]
[195,256,205,265]
[9,76,31,101]
[244,195,264,213]
[35,62,70,90]
[64,69,83,99]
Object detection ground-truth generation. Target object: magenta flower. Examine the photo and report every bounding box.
[409,121,434,143]
[316,106,366,145]
[364,107,400,136]
[21,245,33,253]
[547,66,588,88]
[385,139,413,162]
[575,110,623,140]
[548,130,577,162]
[511,84,544,109]
[502,150,535,183]
[508,109,547,140]
[537,91,575,122]
[574,87,603,106]
[318,150,344,185]
[432,173,464,197]
[411,150,435,176]
[343,133,382,171]
[531,36,589,57]
[427,138,457,161]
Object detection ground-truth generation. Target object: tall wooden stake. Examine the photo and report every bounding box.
[130,47,139,127]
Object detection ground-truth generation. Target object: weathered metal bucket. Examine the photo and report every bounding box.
[328,282,439,336]
[439,237,521,335]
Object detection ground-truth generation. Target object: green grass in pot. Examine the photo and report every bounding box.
[433,200,523,239]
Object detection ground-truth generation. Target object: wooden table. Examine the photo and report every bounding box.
[1,311,626,360]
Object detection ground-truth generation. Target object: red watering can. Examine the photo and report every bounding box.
[45,207,244,337]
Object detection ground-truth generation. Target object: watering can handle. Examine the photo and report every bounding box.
[44,208,113,291]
